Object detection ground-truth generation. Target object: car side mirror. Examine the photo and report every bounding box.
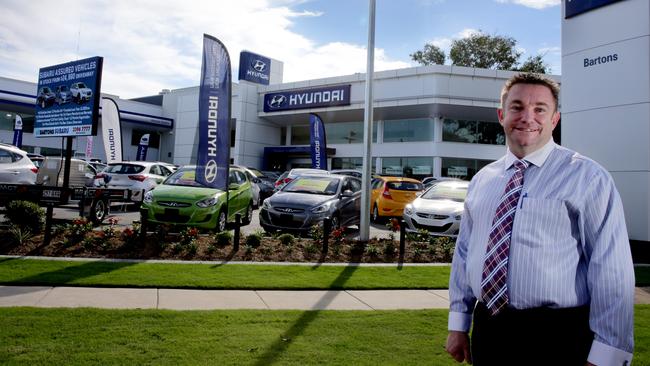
[341,189,354,197]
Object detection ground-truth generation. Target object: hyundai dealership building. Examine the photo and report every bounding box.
[0,0,647,245]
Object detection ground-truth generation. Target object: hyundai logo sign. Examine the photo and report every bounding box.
[238,51,271,85]
[263,84,351,112]
[252,59,266,72]
[205,160,218,183]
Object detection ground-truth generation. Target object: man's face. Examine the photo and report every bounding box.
[497,83,560,158]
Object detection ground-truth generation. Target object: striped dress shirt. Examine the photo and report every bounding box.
[448,140,635,366]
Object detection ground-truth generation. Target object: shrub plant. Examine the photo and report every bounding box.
[4,200,45,234]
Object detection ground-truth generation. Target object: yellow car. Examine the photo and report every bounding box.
[370,176,423,222]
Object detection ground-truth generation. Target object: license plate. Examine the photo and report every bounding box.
[164,208,180,216]
[43,190,61,198]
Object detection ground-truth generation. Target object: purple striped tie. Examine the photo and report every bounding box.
[480,159,529,315]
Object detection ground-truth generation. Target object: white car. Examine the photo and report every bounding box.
[70,82,93,103]
[402,180,469,237]
[0,143,38,184]
[97,161,174,202]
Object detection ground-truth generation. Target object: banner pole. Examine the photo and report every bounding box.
[360,0,376,242]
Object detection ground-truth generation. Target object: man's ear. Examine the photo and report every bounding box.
[551,111,560,128]
[497,108,505,125]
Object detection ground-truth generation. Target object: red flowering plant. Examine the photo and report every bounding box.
[65,217,93,246]
[179,227,200,246]
[331,227,346,245]
[102,217,120,238]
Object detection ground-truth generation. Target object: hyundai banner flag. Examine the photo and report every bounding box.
[12,115,23,148]
[238,51,270,85]
[136,134,150,161]
[309,113,328,170]
[196,34,231,190]
[101,98,123,163]
[85,136,93,160]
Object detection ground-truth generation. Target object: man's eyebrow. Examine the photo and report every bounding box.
[507,99,551,107]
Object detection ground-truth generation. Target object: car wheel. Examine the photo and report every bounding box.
[372,204,380,223]
[242,202,253,225]
[89,199,108,224]
[215,210,227,232]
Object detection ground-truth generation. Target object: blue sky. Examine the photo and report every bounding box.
[0,0,561,99]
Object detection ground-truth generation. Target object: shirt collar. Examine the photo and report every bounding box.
[504,139,556,171]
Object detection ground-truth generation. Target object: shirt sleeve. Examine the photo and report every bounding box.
[448,181,478,333]
[579,168,635,365]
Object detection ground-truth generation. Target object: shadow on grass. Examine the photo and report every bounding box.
[210,247,238,269]
[252,265,359,366]
[0,258,138,288]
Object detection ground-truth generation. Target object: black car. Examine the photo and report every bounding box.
[37,87,56,108]
[259,174,362,233]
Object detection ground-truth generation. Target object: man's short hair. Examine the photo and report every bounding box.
[500,73,560,111]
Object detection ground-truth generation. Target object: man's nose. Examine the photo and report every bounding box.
[521,107,535,122]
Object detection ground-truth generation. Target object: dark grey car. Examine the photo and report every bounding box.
[259,175,361,233]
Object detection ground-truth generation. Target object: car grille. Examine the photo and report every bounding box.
[158,201,192,208]
[274,207,305,214]
[416,212,449,220]
[412,221,453,233]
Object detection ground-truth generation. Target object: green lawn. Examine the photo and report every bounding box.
[0,258,450,289]
[1,258,648,289]
[1,306,648,365]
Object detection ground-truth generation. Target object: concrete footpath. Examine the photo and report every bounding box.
[1,286,649,310]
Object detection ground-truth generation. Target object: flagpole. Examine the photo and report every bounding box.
[360,0,375,241]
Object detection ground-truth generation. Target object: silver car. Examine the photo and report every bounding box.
[402,180,469,237]
[0,143,38,184]
[97,161,174,202]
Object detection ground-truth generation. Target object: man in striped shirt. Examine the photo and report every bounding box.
[446,73,634,366]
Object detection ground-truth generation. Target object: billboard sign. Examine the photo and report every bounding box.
[263,84,351,112]
[34,56,103,137]
[565,0,623,18]
[196,34,231,190]
[238,51,270,85]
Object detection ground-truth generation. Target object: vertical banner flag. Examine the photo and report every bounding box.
[136,134,150,161]
[196,34,231,189]
[101,97,123,163]
[85,136,93,159]
[12,115,23,148]
[309,113,328,170]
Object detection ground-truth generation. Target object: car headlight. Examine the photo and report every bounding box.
[262,199,272,210]
[311,201,334,214]
[196,195,219,208]
[143,191,153,204]
[404,204,413,215]
[454,213,463,221]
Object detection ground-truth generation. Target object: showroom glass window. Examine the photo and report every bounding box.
[441,157,493,180]
[443,119,505,145]
[381,156,432,180]
[291,122,377,145]
[383,118,433,142]
[331,157,376,171]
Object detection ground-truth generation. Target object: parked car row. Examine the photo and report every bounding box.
[37,82,93,109]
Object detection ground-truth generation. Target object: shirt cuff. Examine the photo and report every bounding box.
[448,311,472,332]
[587,340,632,366]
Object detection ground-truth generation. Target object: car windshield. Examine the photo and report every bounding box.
[421,182,468,202]
[59,86,68,91]
[164,169,206,187]
[387,181,423,191]
[283,176,339,195]
[42,87,52,93]
[76,83,87,88]
[247,167,264,177]
[105,164,145,174]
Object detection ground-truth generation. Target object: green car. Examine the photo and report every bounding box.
[142,165,254,231]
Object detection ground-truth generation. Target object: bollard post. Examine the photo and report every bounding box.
[322,217,331,254]
[78,187,86,217]
[233,213,241,252]
[43,204,54,246]
[139,208,148,244]
[399,219,406,257]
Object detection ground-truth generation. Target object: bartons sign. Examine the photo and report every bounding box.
[263,84,351,112]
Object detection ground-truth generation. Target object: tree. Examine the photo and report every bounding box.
[410,44,445,66]
[448,32,521,70]
[516,54,550,74]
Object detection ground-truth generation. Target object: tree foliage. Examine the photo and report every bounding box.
[449,33,521,70]
[516,54,550,74]
[410,44,445,66]
[411,32,550,74]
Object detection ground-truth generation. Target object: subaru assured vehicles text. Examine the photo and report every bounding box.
[402,180,469,237]
[142,166,254,232]
[70,82,93,103]
[260,174,361,233]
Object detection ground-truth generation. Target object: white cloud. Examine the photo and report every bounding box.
[0,0,405,98]
[494,0,560,10]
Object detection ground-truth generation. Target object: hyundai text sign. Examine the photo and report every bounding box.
[263,84,351,112]
[238,51,270,85]
[34,56,103,137]
[565,0,623,18]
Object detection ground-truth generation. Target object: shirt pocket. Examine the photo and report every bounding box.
[512,198,572,249]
